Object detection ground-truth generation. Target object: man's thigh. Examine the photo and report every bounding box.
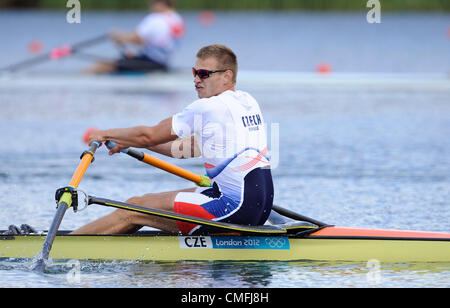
[124,187,197,233]
[131,187,196,211]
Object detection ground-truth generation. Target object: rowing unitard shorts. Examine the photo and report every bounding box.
[115,54,167,73]
[174,168,274,235]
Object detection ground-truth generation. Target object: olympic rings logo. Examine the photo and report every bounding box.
[265,238,287,248]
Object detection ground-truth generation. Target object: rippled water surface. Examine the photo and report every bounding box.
[0,259,449,288]
[0,11,449,288]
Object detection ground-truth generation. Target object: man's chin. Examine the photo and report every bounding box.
[196,90,206,99]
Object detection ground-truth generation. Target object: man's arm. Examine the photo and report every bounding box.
[148,136,201,159]
[89,117,178,154]
[109,31,143,46]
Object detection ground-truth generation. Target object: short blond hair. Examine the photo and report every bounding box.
[196,44,238,84]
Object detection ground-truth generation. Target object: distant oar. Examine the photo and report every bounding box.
[105,141,327,227]
[33,142,100,272]
[1,34,108,73]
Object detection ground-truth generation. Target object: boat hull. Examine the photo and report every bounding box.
[1,229,449,263]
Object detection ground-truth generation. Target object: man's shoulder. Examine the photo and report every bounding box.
[186,90,256,110]
[166,10,184,22]
[222,89,256,101]
[222,90,260,108]
[144,11,183,24]
[188,96,224,112]
[138,13,169,28]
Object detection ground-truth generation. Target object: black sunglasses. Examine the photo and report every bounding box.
[192,68,228,79]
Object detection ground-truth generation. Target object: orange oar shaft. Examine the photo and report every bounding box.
[106,141,211,187]
[141,153,204,184]
[69,148,97,188]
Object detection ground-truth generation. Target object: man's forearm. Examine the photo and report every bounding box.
[147,141,174,157]
[110,31,143,45]
[100,117,177,149]
[102,126,153,148]
[148,137,201,159]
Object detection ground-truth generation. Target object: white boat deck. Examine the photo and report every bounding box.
[1,71,449,92]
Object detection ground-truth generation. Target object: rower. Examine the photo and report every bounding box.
[85,0,185,74]
[73,44,273,235]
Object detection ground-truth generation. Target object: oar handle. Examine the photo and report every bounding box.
[105,141,211,187]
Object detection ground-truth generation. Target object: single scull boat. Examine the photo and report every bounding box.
[1,224,449,262]
[2,143,448,267]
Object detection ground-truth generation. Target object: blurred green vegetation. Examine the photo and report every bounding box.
[1,0,450,11]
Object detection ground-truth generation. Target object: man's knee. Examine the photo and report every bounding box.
[124,192,177,214]
[113,208,134,222]
[120,195,157,222]
[126,195,145,205]
[126,193,157,205]
[113,195,148,222]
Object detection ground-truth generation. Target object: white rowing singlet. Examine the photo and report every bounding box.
[172,90,270,202]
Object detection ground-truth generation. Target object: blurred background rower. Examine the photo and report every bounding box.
[86,0,185,74]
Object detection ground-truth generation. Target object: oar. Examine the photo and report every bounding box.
[105,141,211,187]
[1,34,108,73]
[105,141,327,227]
[33,142,100,272]
[271,205,327,227]
[88,196,286,235]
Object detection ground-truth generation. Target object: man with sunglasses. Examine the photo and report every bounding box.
[74,44,273,235]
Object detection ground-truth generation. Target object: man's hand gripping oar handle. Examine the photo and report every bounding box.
[105,141,211,187]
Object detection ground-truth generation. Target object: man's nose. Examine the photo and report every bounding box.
[194,75,202,83]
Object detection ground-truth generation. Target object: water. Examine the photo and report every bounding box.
[1,259,449,288]
[1,11,449,72]
[0,11,449,288]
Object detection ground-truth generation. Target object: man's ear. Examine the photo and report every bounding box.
[224,69,234,85]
